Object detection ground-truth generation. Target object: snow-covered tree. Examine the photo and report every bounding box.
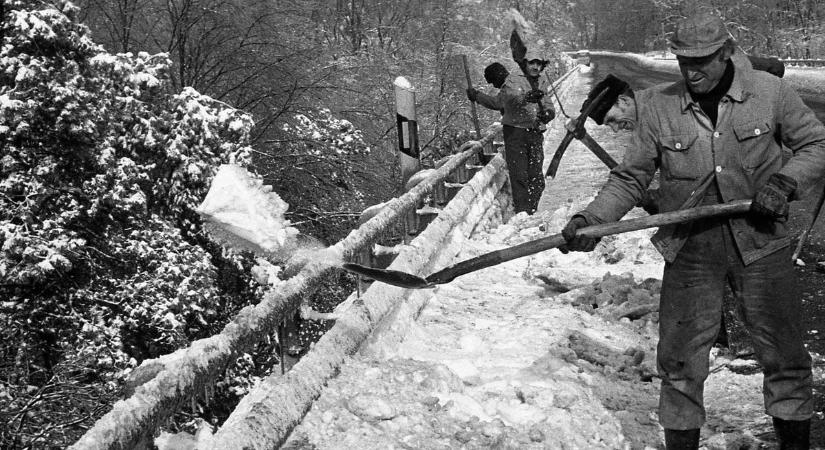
[0,1,261,445]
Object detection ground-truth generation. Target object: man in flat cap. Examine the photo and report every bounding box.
[561,11,825,449]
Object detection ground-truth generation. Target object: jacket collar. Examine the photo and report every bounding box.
[678,55,752,112]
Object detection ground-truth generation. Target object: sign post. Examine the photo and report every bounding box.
[394,76,420,187]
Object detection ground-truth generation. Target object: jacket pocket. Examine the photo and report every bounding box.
[660,133,700,180]
[733,120,773,170]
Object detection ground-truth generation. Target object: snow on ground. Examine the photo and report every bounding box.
[283,208,663,449]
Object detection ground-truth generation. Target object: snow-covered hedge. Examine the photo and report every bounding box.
[0,1,261,446]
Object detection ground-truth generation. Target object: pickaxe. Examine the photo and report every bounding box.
[541,86,659,214]
[545,87,617,178]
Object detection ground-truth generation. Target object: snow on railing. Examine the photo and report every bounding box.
[71,66,580,450]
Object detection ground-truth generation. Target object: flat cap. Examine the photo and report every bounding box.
[670,12,731,57]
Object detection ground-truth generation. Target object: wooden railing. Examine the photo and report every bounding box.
[70,68,579,450]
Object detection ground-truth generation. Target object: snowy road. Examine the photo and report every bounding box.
[282,67,825,449]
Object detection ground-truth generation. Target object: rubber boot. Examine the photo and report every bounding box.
[772,417,810,450]
[664,428,700,450]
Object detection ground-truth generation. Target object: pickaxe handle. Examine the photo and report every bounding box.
[579,131,618,168]
[461,54,482,139]
[546,128,615,178]
[545,131,575,178]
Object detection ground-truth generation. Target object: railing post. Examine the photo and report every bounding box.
[481,139,503,164]
[403,169,437,240]
[355,202,400,287]
[435,156,464,203]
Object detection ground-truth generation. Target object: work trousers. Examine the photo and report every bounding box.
[503,125,545,214]
[657,217,812,429]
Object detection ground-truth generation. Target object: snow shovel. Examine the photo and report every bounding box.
[343,199,753,289]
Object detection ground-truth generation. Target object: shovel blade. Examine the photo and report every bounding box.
[342,263,434,289]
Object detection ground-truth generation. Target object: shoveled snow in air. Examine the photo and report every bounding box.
[196,164,299,256]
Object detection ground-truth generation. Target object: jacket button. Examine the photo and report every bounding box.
[715,166,722,173]
[754,128,761,135]
[713,131,720,138]
[675,142,682,149]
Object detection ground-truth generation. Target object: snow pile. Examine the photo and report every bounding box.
[197,164,299,256]
[569,273,661,325]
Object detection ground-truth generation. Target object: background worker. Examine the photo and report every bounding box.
[467,54,555,215]
[581,73,639,133]
[560,12,825,449]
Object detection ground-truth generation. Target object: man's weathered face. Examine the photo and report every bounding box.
[676,47,731,94]
[525,59,544,77]
[603,95,637,132]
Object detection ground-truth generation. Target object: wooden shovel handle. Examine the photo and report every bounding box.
[462,55,482,139]
[427,199,752,285]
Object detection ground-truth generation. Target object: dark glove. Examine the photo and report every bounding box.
[637,189,660,215]
[524,89,545,103]
[466,87,479,102]
[751,173,797,219]
[537,108,555,124]
[559,215,600,253]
